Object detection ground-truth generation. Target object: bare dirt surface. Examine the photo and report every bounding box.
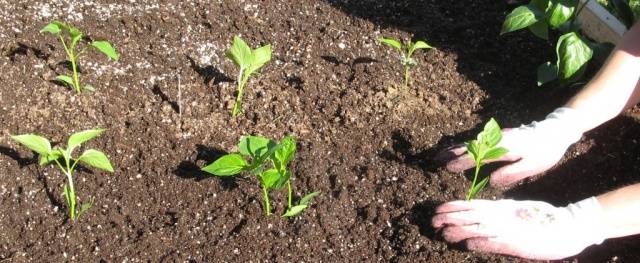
[1,0,639,262]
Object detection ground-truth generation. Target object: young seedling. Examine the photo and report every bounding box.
[465,118,509,200]
[10,129,114,221]
[225,36,272,117]
[41,21,119,93]
[378,37,432,89]
[201,135,319,217]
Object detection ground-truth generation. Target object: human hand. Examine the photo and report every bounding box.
[431,197,606,260]
[437,107,584,188]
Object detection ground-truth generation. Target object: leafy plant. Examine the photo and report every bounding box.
[201,135,319,217]
[378,37,433,89]
[465,118,508,200]
[501,0,611,86]
[10,129,114,221]
[41,21,119,93]
[599,0,639,28]
[225,36,272,117]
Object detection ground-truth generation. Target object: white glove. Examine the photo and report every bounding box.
[437,107,586,188]
[432,197,607,260]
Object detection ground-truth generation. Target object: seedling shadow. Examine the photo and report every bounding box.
[173,144,241,190]
[320,55,378,82]
[0,146,37,168]
[6,42,49,61]
[152,85,180,113]
[186,55,233,86]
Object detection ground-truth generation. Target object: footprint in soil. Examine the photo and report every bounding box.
[172,144,240,190]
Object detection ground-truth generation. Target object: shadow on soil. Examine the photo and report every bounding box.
[186,55,234,86]
[173,144,241,190]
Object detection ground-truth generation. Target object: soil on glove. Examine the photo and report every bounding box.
[0,0,639,262]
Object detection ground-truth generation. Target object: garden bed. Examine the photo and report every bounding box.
[1,0,640,262]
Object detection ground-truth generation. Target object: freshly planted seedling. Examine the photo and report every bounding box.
[41,21,119,93]
[378,37,432,89]
[201,135,319,217]
[465,118,508,200]
[225,36,272,117]
[501,0,612,86]
[10,129,114,221]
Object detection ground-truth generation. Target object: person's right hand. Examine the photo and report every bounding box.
[437,107,585,188]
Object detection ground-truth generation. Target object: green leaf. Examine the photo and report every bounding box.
[39,148,63,166]
[202,153,248,176]
[77,149,114,173]
[299,191,321,206]
[84,84,95,92]
[10,134,51,155]
[238,136,277,161]
[271,170,292,189]
[556,32,593,80]
[547,0,577,29]
[259,169,281,189]
[378,37,403,51]
[465,141,480,163]
[282,204,308,218]
[225,36,253,69]
[77,201,92,217]
[528,20,549,40]
[501,5,543,34]
[407,40,432,57]
[70,30,83,49]
[468,177,490,200]
[274,136,296,170]
[246,44,272,77]
[55,75,74,86]
[537,61,558,86]
[90,41,119,61]
[40,22,63,34]
[480,118,502,148]
[483,147,509,161]
[68,128,105,152]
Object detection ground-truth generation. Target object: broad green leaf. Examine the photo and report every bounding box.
[238,135,277,161]
[501,5,543,34]
[282,204,308,218]
[90,41,119,61]
[84,84,95,92]
[68,128,105,152]
[378,37,402,51]
[547,0,577,29]
[259,169,281,189]
[274,136,296,170]
[408,40,432,57]
[480,118,502,148]
[556,32,593,80]
[67,25,82,39]
[299,191,321,206]
[246,44,272,76]
[225,36,253,69]
[78,149,114,173]
[465,141,480,163]
[272,170,292,190]
[55,75,74,86]
[71,31,83,49]
[468,177,490,200]
[531,0,550,11]
[528,20,549,40]
[41,22,63,34]
[39,149,63,166]
[10,134,51,155]
[201,153,248,176]
[483,147,509,161]
[537,61,558,86]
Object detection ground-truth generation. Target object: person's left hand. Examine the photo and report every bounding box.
[431,198,606,260]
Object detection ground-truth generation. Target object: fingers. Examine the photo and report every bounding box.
[434,199,497,213]
[465,237,525,258]
[441,224,497,243]
[435,145,474,172]
[432,200,499,228]
[489,160,554,188]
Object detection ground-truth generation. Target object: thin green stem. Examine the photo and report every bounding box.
[287,180,293,209]
[466,161,482,200]
[232,69,247,117]
[262,185,271,216]
[58,35,81,93]
[55,158,77,220]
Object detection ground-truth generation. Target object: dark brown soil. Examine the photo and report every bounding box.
[1,0,639,262]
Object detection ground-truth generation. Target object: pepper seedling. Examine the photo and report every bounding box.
[41,21,119,93]
[225,36,272,117]
[201,135,319,217]
[465,118,508,200]
[10,129,114,221]
[378,37,432,89]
